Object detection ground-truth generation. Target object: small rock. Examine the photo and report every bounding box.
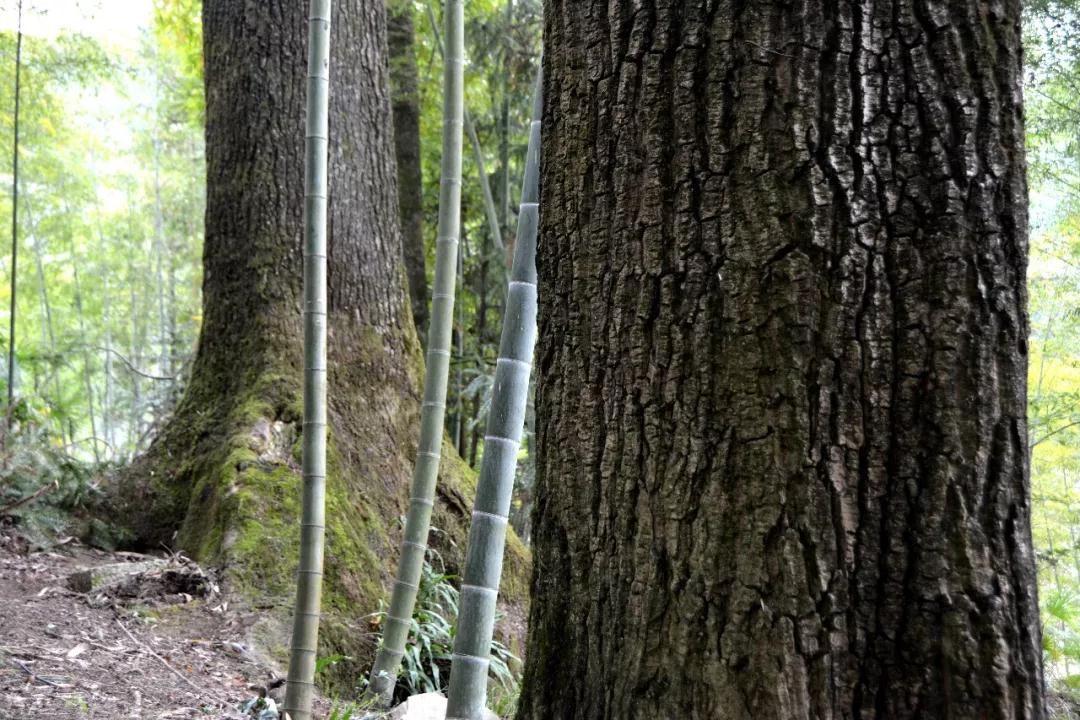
[388,692,498,720]
[240,696,279,719]
[66,560,164,593]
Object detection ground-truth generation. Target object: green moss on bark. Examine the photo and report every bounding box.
[112,320,530,694]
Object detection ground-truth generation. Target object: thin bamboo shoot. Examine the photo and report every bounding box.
[282,2,332,718]
[366,0,465,704]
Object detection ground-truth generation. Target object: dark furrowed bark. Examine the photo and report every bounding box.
[388,0,429,340]
[519,1,1043,718]
[199,0,403,364]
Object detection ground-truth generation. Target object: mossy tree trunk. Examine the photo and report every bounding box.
[518,1,1044,718]
[115,0,529,691]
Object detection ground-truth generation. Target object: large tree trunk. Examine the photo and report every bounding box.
[519,2,1044,718]
[114,0,527,691]
[388,0,429,341]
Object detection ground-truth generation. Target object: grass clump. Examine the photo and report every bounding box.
[364,544,520,712]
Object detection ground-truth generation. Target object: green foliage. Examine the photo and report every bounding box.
[400,561,456,695]
[316,654,351,678]
[326,702,357,720]
[1,0,543,539]
[1027,1,1080,704]
[152,0,204,126]
[0,396,109,545]
[0,5,204,465]
[372,551,520,706]
[408,0,541,474]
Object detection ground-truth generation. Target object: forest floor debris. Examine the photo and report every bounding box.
[1051,693,1080,720]
[0,529,329,719]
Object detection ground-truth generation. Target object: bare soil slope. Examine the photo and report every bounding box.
[0,530,323,719]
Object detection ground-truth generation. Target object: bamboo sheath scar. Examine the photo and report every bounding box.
[367,0,465,704]
[283,2,332,720]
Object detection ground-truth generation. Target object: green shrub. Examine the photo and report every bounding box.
[370,548,520,709]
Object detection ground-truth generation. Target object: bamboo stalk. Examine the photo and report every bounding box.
[366,0,465,705]
[444,63,542,720]
[282,2,332,718]
[498,0,512,234]
[425,0,503,251]
[22,196,64,444]
[152,138,170,380]
[7,0,22,409]
[125,194,143,450]
[466,117,504,252]
[128,275,142,449]
[92,203,115,455]
[72,267,101,465]
[455,230,466,457]
[102,276,114,455]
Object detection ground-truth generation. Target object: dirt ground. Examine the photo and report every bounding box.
[0,529,327,720]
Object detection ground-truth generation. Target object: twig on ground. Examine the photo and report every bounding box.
[0,645,48,659]
[114,619,229,707]
[11,656,67,687]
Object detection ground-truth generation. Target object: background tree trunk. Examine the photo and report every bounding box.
[388,0,429,341]
[114,0,527,691]
[519,1,1044,718]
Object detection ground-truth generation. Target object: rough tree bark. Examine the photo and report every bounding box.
[114,0,527,690]
[519,1,1044,719]
[388,0,429,341]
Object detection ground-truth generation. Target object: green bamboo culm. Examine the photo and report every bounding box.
[444,64,543,720]
[366,0,465,705]
[283,2,332,718]
[425,0,503,251]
